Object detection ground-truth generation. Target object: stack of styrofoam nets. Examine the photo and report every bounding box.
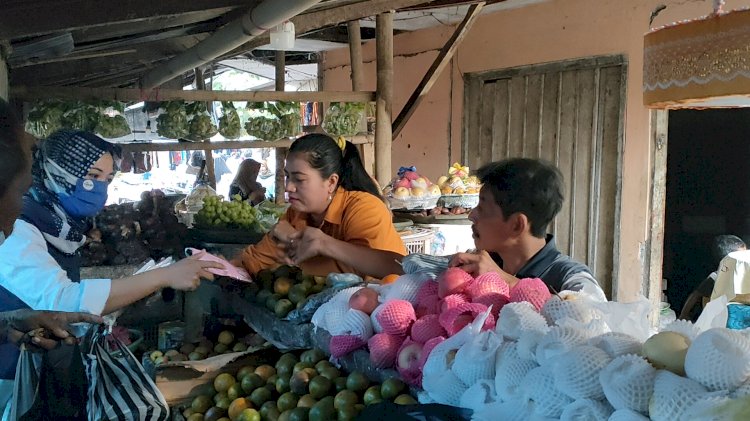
[383,272,432,305]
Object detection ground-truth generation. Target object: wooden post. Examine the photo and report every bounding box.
[375,12,394,188]
[275,50,288,205]
[194,67,217,190]
[348,20,375,176]
[0,43,9,100]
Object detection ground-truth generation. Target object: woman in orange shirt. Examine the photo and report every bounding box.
[239,134,406,279]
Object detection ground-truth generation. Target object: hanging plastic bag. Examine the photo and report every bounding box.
[83,324,169,421]
[218,101,242,139]
[9,343,37,420]
[156,101,189,139]
[185,101,218,141]
[13,341,89,421]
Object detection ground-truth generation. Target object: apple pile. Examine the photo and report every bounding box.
[323,268,554,389]
[435,163,480,195]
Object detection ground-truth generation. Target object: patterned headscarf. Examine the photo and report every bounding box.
[20,130,119,254]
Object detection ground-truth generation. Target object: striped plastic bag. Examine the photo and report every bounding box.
[83,325,169,421]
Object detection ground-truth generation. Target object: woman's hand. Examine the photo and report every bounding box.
[449,250,519,287]
[285,227,331,265]
[4,309,103,350]
[271,220,297,244]
[159,256,223,291]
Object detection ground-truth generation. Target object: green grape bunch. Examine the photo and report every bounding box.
[195,195,259,230]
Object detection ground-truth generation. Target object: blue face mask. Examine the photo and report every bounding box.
[59,178,109,217]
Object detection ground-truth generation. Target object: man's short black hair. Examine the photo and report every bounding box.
[712,234,746,265]
[0,99,27,199]
[476,158,564,238]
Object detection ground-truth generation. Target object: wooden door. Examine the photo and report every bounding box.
[463,55,626,297]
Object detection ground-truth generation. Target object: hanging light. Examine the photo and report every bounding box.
[270,21,295,50]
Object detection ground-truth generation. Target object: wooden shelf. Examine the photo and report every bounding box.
[118,134,373,153]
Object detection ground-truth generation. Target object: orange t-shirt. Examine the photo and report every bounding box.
[240,188,406,277]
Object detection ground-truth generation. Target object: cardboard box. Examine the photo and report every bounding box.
[153,345,275,407]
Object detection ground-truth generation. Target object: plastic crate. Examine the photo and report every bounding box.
[400,228,435,254]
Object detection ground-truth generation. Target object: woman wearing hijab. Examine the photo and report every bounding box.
[0,130,223,414]
[229,158,266,205]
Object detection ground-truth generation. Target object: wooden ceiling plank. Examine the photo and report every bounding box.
[0,0,256,39]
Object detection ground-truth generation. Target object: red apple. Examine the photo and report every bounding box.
[349,288,380,315]
[395,178,411,189]
[403,171,420,181]
[437,268,474,298]
[397,341,423,371]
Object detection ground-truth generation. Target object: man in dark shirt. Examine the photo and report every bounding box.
[450,158,604,298]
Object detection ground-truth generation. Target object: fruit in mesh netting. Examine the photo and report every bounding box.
[368,333,405,368]
[437,268,474,298]
[375,300,416,336]
[348,288,379,315]
[509,277,552,311]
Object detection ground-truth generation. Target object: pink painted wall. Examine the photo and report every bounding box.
[322,0,747,300]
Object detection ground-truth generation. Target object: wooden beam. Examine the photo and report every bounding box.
[0,0,252,39]
[194,67,217,189]
[275,51,288,205]
[402,0,504,11]
[219,0,438,59]
[375,12,394,188]
[10,86,376,103]
[348,20,375,176]
[117,135,373,153]
[392,2,484,139]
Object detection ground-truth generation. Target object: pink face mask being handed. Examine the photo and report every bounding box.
[185,248,251,282]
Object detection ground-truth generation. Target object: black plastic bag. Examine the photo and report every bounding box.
[17,342,88,421]
[356,401,473,421]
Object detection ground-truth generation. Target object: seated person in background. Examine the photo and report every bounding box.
[680,234,746,321]
[228,159,266,205]
[449,158,605,298]
[238,134,406,279]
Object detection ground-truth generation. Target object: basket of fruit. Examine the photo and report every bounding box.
[435,163,481,209]
[383,166,441,210]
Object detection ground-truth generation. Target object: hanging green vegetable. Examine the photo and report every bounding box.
[25,100,65,139]
[242,101,301,141]
[322,102,366,136]
[60,101,100,132]
[156,101,189,139]
[185,101,218,141]
[94,100,131,138]
[218,101,241,139]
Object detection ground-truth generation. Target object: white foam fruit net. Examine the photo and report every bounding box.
[649,370,708,421]
[383,273,431,305]
[587,332,643,359]
[559,398,613,421]
[496,301,549,340]
[685,327,750,391]
[535,325,590,365]
[423,369,467,407]
[515,329,546,361]
[541,296,594,326]
[494,342,539,400]
[553,345,611,400]
[342,308,373,340]
[598,354,656,413]
[452,330,501,385]
[609,409,651,421]
[519,366,573,418]
[458,379,497,413]
[370,304,384,333]
[662,319,701,341]
[683,393,734,421]
[312,286,362,333]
